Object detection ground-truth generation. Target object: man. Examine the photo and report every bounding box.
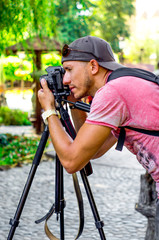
[38,36,159,237]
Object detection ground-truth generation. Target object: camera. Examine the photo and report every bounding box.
[40,66,70,97]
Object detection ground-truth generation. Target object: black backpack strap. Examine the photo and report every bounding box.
[115,127,126,151]
[107,67,159,85]
[116,126,159,151]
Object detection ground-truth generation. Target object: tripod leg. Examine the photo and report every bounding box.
[59,107,106,239]
[7,126,49,240]
[80,169,106,240]
[55,155,65,240]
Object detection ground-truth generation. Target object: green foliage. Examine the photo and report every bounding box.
[0,106,31,126]
[91,0,135,53]
[42,52,62,69]
[3,62,20,81]
[55,0,94,43]
[0,134,42,166]
[0,0,57,52]
[0,0,135,59]
[0,0,95,53]
[2,56,32,81]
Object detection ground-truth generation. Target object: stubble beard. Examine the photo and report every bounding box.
[82,71,93,98]
[74,63,93,99]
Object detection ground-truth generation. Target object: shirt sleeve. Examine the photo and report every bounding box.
[86,84,130,130]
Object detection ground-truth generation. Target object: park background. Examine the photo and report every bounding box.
[0,0,159,239]
[0,0,159,134]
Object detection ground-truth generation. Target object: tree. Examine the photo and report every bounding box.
[55,0,95,44]
[0,0,57,52]
[0,0,135,54]
[90,0,135,53]
[0,0,93,53]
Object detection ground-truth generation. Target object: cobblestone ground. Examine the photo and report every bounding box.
[0,126,147,240]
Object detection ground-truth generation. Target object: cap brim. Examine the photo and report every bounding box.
[98,61,125,71]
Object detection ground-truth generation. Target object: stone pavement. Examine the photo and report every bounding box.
[0,126,147,240]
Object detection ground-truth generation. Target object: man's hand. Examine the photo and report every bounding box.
[38,78,55,111]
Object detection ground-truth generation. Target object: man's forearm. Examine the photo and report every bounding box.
[47,114,113,174]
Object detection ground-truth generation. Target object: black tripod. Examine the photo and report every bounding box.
[7,99,106,240]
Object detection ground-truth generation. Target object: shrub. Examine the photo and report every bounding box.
[0,134,41,166]
[42,52,62,69]
[3,56,32,82]
[0,106,31,126]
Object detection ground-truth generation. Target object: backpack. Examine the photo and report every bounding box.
[107,67,159,151]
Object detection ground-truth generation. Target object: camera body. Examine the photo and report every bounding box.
[40,66,70,97]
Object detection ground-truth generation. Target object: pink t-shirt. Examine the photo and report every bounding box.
[86,75,159,197]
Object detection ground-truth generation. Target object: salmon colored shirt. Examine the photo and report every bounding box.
[86,75,159,197]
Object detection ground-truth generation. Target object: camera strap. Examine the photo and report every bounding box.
[35,171,84,240]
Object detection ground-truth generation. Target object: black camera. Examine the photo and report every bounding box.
[40,66,70,97]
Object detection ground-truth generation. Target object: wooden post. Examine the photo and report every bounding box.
[33,50,42,134]
[135,172,157,240]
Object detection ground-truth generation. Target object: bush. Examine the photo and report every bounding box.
[3,56,32,82]
[42,52,62,69]
[0,134,41,166]
[0,106,31,126]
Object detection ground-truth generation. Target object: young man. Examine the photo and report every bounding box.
[38,36,159,236]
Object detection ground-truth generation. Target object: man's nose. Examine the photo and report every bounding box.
[63,73,71,85]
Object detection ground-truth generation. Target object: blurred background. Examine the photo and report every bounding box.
[0,2,159,239]
[0,0,159,133]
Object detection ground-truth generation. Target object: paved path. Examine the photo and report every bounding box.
[0,126,147,240]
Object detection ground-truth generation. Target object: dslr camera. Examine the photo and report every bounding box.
[40,66,70,97]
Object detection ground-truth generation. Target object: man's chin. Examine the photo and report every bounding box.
[73,90,87,100]
[74,94,84,100]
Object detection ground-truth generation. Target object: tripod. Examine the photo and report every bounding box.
[7,99,106,240]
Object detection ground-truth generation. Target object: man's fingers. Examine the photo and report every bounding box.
[40,78,48,90]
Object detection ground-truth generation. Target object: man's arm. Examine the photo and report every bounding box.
[69,105,117,159]
[69,97,117,158]
[92,132,117,159]
[47,115,113,173]
[38,79,115,174]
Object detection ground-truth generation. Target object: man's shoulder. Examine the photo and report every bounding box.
[106,74,153,88]
[107,67,159,88]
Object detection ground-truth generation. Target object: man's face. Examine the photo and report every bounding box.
[63,61,92,99]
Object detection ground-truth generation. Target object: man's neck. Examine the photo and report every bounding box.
[91,69,111,96]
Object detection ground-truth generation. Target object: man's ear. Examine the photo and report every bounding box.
[89,59,99,74]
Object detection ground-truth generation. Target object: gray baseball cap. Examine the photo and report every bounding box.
[62,36,124,71]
